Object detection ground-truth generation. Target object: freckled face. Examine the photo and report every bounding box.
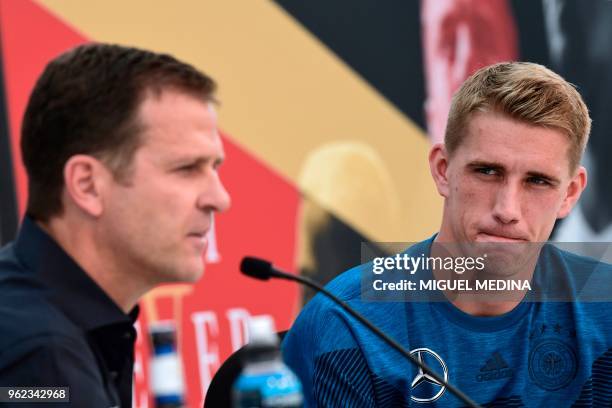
[435,111,585,245]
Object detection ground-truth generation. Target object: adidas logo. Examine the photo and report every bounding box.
[476,352,513,382]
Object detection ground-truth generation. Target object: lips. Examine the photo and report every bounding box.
[188,231,209,251]
[188,225,211,239]
[476,230,528,242]
[188,231,209,238]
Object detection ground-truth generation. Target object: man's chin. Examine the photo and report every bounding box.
[185,264,205,282]
[165,261,205,283]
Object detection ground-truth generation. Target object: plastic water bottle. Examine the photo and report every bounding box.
[232,316,303,408]
[149,321,186,408]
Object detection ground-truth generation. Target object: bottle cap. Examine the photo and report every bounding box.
[248,315,278,346]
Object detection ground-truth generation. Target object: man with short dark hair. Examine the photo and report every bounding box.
[283,62,612,406]
[0,43,230,407]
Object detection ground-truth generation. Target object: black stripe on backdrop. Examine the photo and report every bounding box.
[272,1,552,137]
[274,0,426,130]
[0,38,19,244]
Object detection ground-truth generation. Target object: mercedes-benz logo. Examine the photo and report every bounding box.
[410,348,448,403]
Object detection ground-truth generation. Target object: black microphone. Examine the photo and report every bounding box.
[240,256,481,408]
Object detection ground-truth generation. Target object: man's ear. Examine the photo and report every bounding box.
[557,165,587,219]
[429,143,451,198]
[63,155,110,217]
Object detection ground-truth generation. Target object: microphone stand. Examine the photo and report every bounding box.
[243,261,481,408]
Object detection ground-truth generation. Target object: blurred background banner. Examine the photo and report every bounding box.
[0,0,610,406]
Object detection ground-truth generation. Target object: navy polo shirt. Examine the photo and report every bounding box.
[0,217,138,407]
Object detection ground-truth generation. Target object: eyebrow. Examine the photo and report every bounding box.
[467,160,504,172]
[466,160,561,185]
[172,155,225,168]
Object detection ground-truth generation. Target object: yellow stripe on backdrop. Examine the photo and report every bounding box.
[38,0,442,242]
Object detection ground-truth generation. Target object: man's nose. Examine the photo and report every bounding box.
[492,182,521,224]
[197,170,231,212]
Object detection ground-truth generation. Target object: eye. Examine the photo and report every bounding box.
[527,176,550,186]
[476,167,498,176]
[177,163,200,173]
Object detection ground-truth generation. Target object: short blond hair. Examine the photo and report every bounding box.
[445,62,591,172]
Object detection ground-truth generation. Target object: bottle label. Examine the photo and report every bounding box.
[233,370,303,407]
[151,354,185,396]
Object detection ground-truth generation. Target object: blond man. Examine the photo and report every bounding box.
[282,62,611,407]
